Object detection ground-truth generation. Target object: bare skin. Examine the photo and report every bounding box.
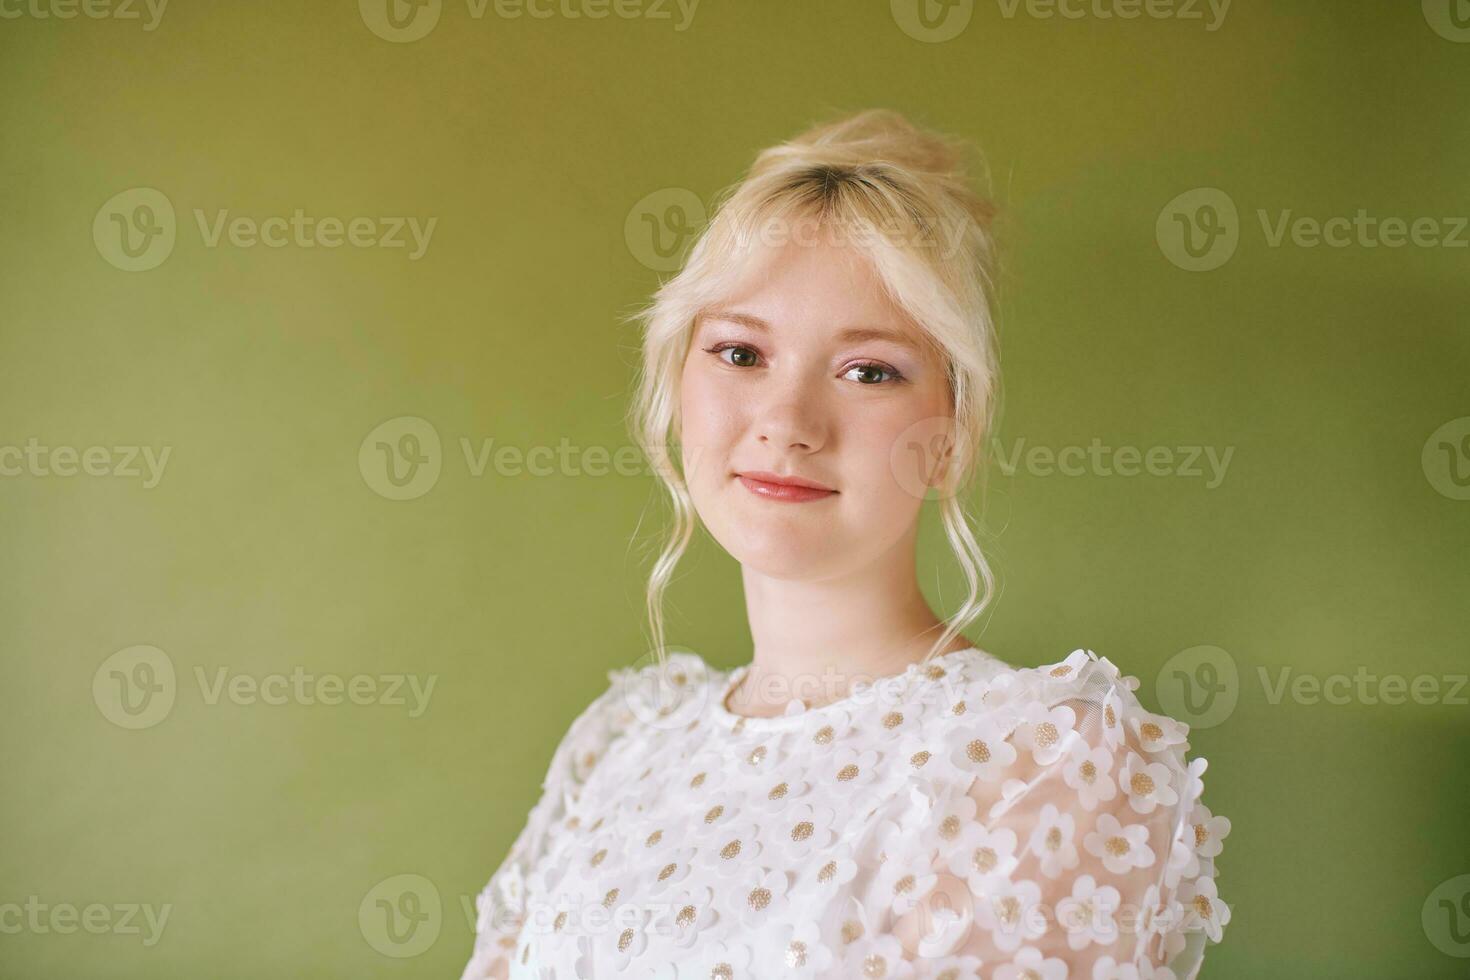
[679,223,972,719]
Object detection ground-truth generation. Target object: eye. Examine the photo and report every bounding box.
[702,343,906,386]
[704,343,760,368]
[843,361,905,385]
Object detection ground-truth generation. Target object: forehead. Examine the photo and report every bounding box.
[696,308,927,358]
[699,237,925,348]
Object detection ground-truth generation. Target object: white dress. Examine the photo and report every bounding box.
[460,646,1230,980]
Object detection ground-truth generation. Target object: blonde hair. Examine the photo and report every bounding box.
[623,107,1005,671]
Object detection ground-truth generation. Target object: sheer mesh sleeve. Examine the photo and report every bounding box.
[460,667,637,980]
[884,650,1230,980]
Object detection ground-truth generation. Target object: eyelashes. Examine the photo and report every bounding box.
[701,342,907,386]
[704,342,760,369]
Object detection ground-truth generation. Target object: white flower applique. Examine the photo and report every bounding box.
[1118,750,1181,815]
[460,646,1230,980]
[1027,801,1081,879]
[1013,701,1080,767]
[1062,737,1120,811]
[1083,812,1158,875]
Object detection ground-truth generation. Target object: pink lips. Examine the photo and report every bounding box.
[735,471,838,502]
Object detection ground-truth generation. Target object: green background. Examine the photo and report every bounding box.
[2,0,1468,976]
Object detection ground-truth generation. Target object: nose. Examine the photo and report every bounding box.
[755,389,828,454]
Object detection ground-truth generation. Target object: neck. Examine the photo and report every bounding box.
[725,529,970,718]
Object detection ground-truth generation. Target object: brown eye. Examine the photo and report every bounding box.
[707,344,759,368]
[844,362,902,385]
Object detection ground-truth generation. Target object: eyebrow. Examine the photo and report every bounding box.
[699,309,922,353]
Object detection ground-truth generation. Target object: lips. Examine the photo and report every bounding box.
[734,471,838,503]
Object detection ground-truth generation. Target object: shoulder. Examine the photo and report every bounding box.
[910,648,1233,967]
[935,647,1195,757]
[557,651,723,782]
[919,646,1215,825]
[602,649,725,723]
[578,650,721,725]
[605,649,723,695]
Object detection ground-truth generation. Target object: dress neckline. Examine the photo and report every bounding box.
[709,644,985,732]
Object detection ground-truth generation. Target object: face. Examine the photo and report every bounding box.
[678,229,955,582]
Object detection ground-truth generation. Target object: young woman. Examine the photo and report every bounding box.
[461,109,1230,979]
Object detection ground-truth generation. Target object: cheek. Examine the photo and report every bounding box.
[847,406,941,517]
[678,370,740,474]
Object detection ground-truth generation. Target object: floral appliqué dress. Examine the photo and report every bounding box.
[460,646,1231,979]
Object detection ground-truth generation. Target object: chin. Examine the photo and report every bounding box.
[695,491,851,575]
[723,532,852,581]
[732,550,835,582]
